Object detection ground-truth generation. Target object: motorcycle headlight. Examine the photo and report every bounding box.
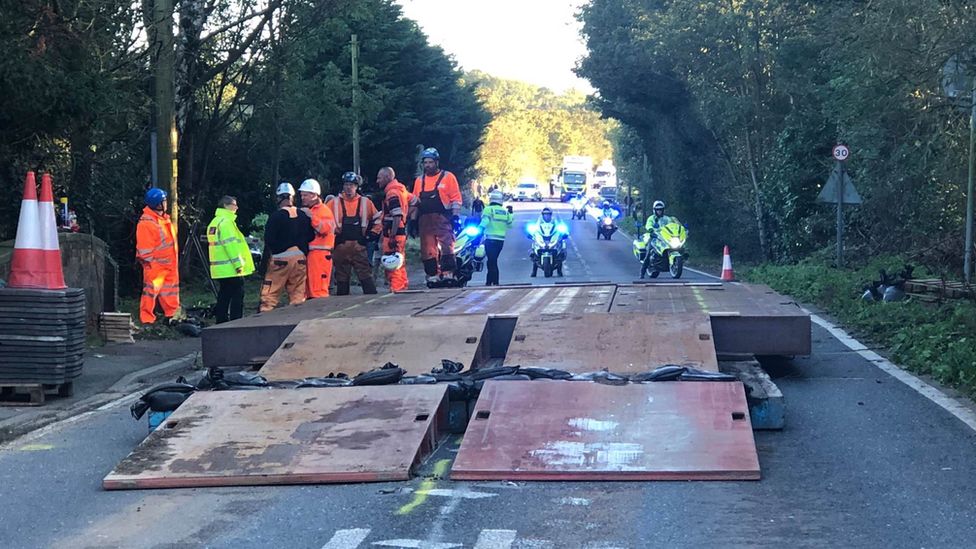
[669,237,683,248]
[463,225,481,237]
[556,223,569,235]
[527,223,539,235]
[603,218,612,226]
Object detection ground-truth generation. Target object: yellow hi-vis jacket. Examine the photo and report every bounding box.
[207,208,255,279]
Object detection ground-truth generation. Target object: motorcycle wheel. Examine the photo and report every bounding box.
[543,256,554,278]
[606,232,612,241]
[670,255,684,279]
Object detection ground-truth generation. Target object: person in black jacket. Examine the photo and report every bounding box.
[259,183,314,311]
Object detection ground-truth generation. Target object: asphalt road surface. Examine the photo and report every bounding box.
[2,202,976,548]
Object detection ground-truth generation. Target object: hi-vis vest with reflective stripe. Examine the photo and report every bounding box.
[207,208,255,279]
[136,206,178,265]
[307,202,336,252]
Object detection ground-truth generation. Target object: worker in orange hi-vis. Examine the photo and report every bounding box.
[411,147,462,284]
[299,178,336,298]
[325,172,382,295]
[377,166,411,292]
[136,188,180,324]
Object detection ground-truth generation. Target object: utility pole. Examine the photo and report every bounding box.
[351,34,361,175]
[965,80,976,283]
[153,0,178,232]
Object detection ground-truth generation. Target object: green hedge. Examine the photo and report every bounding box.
[746,257,976,396]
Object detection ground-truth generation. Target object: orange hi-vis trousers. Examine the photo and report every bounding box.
[307,249,333,298]
[140,263,180,324]
[260,251,307,311]
[383,235,408,292]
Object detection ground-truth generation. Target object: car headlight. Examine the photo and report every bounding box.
[669,237,683,248]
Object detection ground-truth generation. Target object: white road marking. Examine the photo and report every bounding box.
[423,488,498,499]
[372,540,461,548]
[322,529,371,549]
[507,288,551,314]
[541,287,581,314]
[808,313,976,433]
[474,529,518,549]
[557,497,591,506]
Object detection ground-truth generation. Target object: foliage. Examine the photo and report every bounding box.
[579,0,976,271]
[469,72,614,188]
[747,257,976,395]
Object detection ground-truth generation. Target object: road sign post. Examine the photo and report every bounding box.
[832,145,849,267]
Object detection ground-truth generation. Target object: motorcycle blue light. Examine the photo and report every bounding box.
[463,225,481,237]
[556,223,569,234]
[527,222,539,235]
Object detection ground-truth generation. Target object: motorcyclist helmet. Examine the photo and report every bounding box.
[488,190,504,204]
[652,200,665,216]
[541,207,553,221]
[381,252,404,271]
[602,200,610,209]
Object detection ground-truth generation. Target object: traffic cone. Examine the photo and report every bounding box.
[720,245,735,282]
[7,172,44,288]
[37,173,66,289]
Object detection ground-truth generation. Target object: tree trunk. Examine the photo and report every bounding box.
[744,130,770,260]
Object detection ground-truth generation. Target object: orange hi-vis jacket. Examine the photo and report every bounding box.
[412,170,462,213]
[136,206,178,266]
[383,179,411,234]
[325,194,382,243]
[306,201,336,252]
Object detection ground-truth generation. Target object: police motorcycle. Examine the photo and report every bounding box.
[633,219,688,279]
[427,220,486,289]
[527,209,569,278]
[596,202,619,240]
[569,194,588,220]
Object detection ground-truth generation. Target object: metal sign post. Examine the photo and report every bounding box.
[832,144,849,267]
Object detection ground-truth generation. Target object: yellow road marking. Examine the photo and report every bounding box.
[396,459,452,515]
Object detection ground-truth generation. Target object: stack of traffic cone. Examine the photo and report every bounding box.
[720,245,735,282]
[7,171,66,289]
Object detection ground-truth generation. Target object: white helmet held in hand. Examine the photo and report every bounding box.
[299,178,322,195]
[382,252,404,271]
[276,182,295,196]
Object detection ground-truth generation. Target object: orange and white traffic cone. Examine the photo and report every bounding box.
[720,245,735,282]
[7,171,44,288]
[37,173,66,289]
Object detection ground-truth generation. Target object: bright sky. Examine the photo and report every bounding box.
[397,0,592,93]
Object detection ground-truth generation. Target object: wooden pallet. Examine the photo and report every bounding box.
[99,312,135,343]
[904,279,973,300]
[0,382,74,406]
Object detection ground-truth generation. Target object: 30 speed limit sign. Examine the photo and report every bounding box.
[832,145,850,161]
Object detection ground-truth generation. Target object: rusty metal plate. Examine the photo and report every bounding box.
[259,315,489,380]
[452,380,760,481]
[103,385,448,490]
[504,313,718,373]
[421,285,615,316]
[202,291,459,367]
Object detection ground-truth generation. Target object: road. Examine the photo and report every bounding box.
[3,202,976,548]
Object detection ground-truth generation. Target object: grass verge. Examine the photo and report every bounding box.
[745,256,976,396]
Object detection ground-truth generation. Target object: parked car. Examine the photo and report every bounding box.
[514,182,543,202]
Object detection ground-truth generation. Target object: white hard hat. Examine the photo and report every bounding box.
[276,182,295,196]
[381,252,404,271]
[299,178,321,195]
[488,190,504,203]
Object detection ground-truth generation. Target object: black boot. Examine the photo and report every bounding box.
[336,282,351,296]
[361,278,378,295]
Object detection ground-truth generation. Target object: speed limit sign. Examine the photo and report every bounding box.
[832,145,850,161]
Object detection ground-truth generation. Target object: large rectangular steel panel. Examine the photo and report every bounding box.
[258,315,489,380]
[202,291,459,367]
[420,285,615,316]
[104,385,448,489]
[503,313,718,373]
[610,283,811,356]
[452,380,760,481]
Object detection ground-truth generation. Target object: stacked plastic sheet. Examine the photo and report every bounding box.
[0,288,86,385]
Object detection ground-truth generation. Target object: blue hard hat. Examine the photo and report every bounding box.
[145,187,167,207]
[341,171,361,184]
[420,147,440,160]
